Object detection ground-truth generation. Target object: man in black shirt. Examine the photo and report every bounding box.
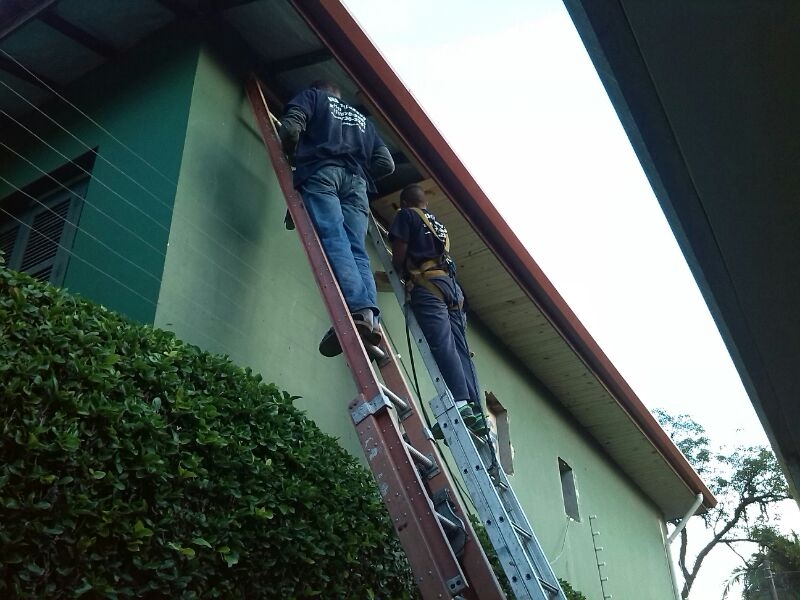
[389,184,485,435]
[279,81,394,355]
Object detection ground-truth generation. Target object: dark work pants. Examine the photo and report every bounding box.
[410,275,479,407]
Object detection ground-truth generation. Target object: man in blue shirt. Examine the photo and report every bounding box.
[279,81,394,356]
[389,184,486,436]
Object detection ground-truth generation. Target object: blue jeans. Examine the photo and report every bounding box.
[300,165,378,316]
[410,275,479,405]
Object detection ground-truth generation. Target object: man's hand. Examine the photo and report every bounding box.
[278,122,300,164]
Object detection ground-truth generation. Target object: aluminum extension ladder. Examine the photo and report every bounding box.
[366,214,567,600]
[247,77,565,600]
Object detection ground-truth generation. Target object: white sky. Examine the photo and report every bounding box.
[342,1,800,598]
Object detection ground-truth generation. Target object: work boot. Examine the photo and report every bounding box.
[318,327,342,357]
[352,308,382,347]
[318,310,382,357]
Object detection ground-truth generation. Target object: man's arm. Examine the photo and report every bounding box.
[370,145,395,181]
[279,106,307,161]
[391,238,408,278]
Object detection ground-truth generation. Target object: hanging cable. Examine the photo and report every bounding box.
[0,110,269,297]
[0,183,261,352]
[0,47,179,188]
[0,144,259,313]
[0,174,160,285]
[0,78,255,248]
[548,517,572,564]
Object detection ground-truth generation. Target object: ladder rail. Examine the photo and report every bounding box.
[247,77,470,600]
[371,326,506,599]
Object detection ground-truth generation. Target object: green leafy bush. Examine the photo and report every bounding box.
[0,266,415,599]
[558,579,587,600]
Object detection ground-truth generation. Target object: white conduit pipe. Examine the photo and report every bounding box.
[668,493,704,544]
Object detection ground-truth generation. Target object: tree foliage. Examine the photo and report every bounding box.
[0,265,416,599]
[723,526,800,599]
[653,409,791,599]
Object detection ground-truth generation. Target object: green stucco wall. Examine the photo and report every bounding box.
[155,45,676,600]
[466,318,676,598]
[0,26,197,323]
[152,45,366,457]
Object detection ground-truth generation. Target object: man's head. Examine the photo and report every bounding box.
[310,80,342,98]
[400,184,427,209]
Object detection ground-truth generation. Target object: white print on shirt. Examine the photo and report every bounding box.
[423,209,448,245]
[328,96,367,133]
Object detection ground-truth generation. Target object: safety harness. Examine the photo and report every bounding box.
[405,207,462,311]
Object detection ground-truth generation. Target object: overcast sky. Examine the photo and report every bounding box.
[341,1,799,598]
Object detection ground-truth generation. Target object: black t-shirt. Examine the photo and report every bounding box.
[285,88,385,193]
[389,207,450,270]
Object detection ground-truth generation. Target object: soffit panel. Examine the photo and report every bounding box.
[224,1,322,63]
[0,19,104,84]
[53,0,174,49]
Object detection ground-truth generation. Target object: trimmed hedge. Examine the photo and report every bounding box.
[0,265,416,599]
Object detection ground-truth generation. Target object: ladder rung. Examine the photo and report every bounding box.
[436,511,460,533]
[511,521,532,540]
[540,579,560,594]
[365,342,388,364]
[379,383,409,412]
[404,442,434,470]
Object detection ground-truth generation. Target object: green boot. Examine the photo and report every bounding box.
[431,404,482,440]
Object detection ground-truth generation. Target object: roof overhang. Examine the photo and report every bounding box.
[562,0,800,506]
[288,0,715,518]
[0,0,717,519]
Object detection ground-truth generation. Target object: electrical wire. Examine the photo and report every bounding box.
[0,174,160,285]
[2,140,166,258]
[0,145,261,316]
[0,47,179,188]
[0,77,255,249]
[0,205,238,357]
[0,108,267,289]
[548,516,572,564]
[0,180,263,353]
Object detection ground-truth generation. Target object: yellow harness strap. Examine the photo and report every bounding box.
[405,209,461,310]
[409,207,450,253]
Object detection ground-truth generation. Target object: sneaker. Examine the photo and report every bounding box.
[467,414,490,437]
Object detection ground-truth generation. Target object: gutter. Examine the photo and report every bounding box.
[289,0,716,511]
[668,493,703,544]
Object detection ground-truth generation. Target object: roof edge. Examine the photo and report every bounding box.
[290,0,716,510]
